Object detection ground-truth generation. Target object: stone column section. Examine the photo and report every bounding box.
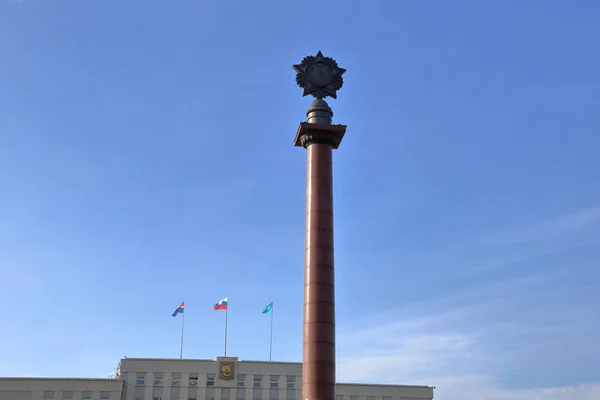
[294,99,346,400]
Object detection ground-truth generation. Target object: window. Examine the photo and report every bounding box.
[63,392,73,399]
[207,373,216,386]
[137,372,146,386]
[367,397,375,400]
[253,375,262,388]
[172,373,181,386]
[350,396,359,400]
[382,397,392,400]
[82,392,92,400]
[286,376,295,389]
[43,392,54,400]
[154,372,164,386]
[237,389,246,400]
[270,376,279,388]
[237,374,246,388]
[153,398,162,400]
[336,396,344,400]
[135,398,144,400]
[189,373,199,387]
[100,392,110,400]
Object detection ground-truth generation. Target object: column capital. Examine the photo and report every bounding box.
[294,123,347,150]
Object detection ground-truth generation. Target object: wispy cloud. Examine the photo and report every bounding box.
[337,205,600,399]
[484,206,600,246]
[339,357,600,400]
[467,206,600,270]
[415,375,600,400]
[339,270,565,341]
[338,323,600,400]
[418,205,600,274]
[338,333,478,383]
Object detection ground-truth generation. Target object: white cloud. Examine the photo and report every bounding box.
[337,208,600,399]
[338,336,600,400]
[338,333,477,383]
[417,375,600,400]
[336,279,599,400]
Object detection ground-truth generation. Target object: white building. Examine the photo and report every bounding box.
[0,378,123,400]
[119,357,433,400]
[1,357,434,400]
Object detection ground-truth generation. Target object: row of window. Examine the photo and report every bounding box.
[136,396,393,400]
[348,397,392,400]
[43,391,111,400]
[146,397,224,400]
[137,373,296,389]
[140,398,236,400]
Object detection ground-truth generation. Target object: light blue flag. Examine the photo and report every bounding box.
[262,302,273,315]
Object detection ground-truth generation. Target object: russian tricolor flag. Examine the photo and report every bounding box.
[214,297,228,311]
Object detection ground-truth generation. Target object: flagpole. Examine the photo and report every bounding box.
[269,305,273,362]
[224,307,228,357]
[180,311,185,359]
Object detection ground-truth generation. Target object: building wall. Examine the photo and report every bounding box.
[0,358,433,400]
[0,378,123,400]
[119,358,433,400]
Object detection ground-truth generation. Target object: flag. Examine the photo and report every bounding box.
[214,297,228,311]
[262,302,273,315]
[172,301,184,317]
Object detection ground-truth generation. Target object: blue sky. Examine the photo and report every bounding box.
[1,1,599,399]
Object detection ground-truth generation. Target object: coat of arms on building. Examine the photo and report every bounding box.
[218,361,235,381]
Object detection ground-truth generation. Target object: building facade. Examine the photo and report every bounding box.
[119,357,433,400]
[1,357,434,400]
[0,378,123,400]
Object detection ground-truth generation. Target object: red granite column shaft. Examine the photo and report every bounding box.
[303,142,335,400]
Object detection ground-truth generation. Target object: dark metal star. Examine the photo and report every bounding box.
[293,51,346,100]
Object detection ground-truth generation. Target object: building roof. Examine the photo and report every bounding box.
[0,377,119,382]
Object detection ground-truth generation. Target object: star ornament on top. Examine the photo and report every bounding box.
[293,51,346,100]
